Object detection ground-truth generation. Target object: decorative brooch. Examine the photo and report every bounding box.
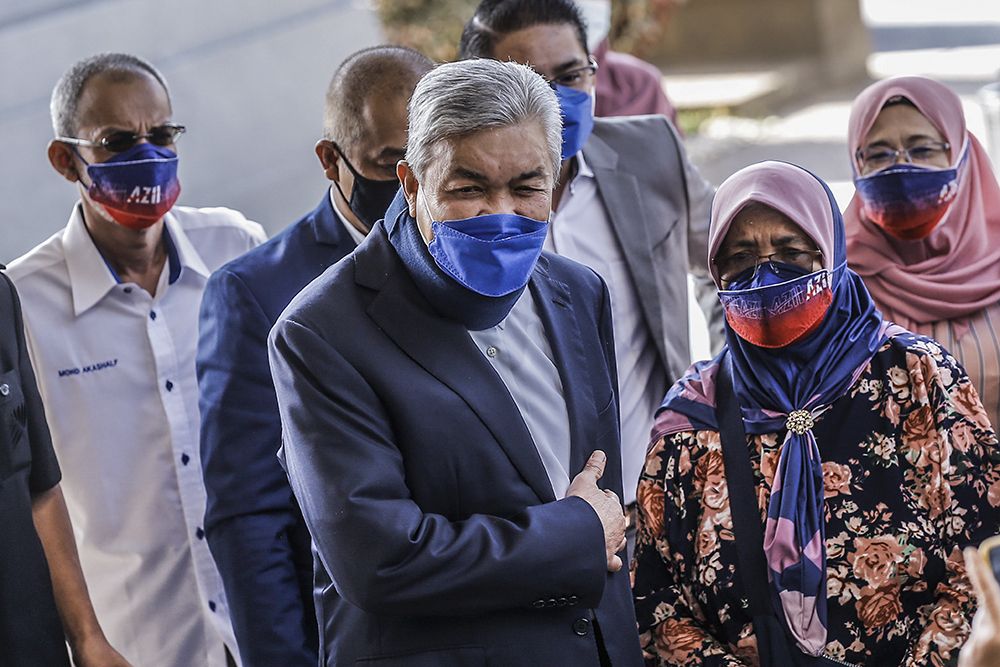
[786,410,815,435]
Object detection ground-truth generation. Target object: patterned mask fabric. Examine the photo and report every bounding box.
[651,161,888,656]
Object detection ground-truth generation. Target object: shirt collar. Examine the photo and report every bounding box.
[63,205,210,316]
[567,152,595,197]
[329,188,367,246]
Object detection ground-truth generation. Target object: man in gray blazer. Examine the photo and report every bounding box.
[460,0,723,529]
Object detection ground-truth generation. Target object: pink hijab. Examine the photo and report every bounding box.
[844,75,1000,331]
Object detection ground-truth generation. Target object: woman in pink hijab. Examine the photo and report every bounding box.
[845,75,1000,428]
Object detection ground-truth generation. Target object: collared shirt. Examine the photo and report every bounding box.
[6,204,265,667]
[469,290,573,498]
[545,152,668,505]
[329,188,367,246]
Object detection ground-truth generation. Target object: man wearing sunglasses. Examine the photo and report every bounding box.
[460,0,722,556]
[6,52,264,667]
[196,45,432,666]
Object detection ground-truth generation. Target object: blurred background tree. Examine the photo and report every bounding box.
[374,0,685,63]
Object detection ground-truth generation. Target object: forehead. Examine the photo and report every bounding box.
[490,23,587,75]
[75,69,171,132]
[356,93,409,147]
[863,103,944,146]
[425,121,551,183]
[722,204,813,245]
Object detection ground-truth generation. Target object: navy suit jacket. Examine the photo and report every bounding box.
[268,222,644,667]
[197,193,356,666]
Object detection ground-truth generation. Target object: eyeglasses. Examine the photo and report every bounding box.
[544,58,599,90]
[57,123,186,153]
[856,141,950,172]
[714,248,824,283]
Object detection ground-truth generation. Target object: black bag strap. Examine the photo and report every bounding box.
[716,354,829,667]
[716,353,774,617]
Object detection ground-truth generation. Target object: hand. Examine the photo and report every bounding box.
[959,546,1000,667]
[72,635,133,667]
[566,450,627,572]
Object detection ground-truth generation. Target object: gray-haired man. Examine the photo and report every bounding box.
[268,58,643,666]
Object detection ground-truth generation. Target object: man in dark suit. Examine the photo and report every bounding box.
[196,46,432,666]
[460,0,723,545]
[269,58,643,666]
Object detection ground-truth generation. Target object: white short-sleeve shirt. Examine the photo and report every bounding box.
[6,204,265,667]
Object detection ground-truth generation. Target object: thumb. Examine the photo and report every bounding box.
[580,449,607,482]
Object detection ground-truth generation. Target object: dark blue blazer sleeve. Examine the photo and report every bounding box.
[197,267,315,667]
[268,316,610,617]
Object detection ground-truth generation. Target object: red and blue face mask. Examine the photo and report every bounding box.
[80,143,181,230]
[853,153,963,241]
[720,262,834,349]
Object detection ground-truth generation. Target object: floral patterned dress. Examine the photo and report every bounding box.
[632,334,1000,666]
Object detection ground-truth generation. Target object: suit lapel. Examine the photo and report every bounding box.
[584,133,669,367]
[529,258,597,479]
[364,244,557,504]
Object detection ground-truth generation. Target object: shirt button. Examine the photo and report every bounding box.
[572,618,590,636]
[208,600,217,612]
[486,346,498,358]
[165,380,174,391]
[196,527,205,540]
[0,384,8,397]
[181,453,190,466]
[123,287,133,294]
[150,310,157,321]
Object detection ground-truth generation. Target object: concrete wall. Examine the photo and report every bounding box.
[651,0,869,82]
[1,0,383,262]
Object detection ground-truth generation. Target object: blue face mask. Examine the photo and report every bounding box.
[422,196,548,297]
[720,262,834,349]
[854,161,961,240]
[554,84,595,160]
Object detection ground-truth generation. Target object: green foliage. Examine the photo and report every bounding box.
[374,0,686,63]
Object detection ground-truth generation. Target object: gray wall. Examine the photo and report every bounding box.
[1,0,384,262]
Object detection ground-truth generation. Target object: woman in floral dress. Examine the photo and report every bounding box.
[632,161,1000,666]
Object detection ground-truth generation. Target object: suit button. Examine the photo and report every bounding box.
[568,595,579,604]
[546,598,557,608]
[573,618,590,636]
[0,384,8,396]
[531,600,545,609]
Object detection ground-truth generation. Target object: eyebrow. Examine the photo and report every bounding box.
[375,147,406,161]
[552,56,587,74]
[450,167,489,182]
[721,234,815,251]
[864,133,942,149]
[513,169,547,182]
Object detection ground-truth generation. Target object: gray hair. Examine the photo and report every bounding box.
[405,59,562,184]
[50,52,170,137]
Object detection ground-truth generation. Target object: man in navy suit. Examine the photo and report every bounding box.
[269,58,643,666]
[196,45,432,666]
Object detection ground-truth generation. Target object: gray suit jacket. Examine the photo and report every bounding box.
[582,115,723,383]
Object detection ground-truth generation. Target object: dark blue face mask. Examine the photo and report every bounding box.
[422,196,548,297]
[554,84,595,160]
[854,159,961,240]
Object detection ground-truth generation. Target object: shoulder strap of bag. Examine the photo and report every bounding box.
[716,353,774,617]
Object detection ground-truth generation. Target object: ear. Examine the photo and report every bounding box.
[314,140,342,183]
[48,140,82,183]
[398,160,419,218]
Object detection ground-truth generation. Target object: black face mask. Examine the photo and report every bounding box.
[331,145,401,232]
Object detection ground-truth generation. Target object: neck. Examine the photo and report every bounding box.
[552,157,576,211]
[80,199,167,296]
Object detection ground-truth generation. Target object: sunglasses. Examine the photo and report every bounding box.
[57,122,186,154]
